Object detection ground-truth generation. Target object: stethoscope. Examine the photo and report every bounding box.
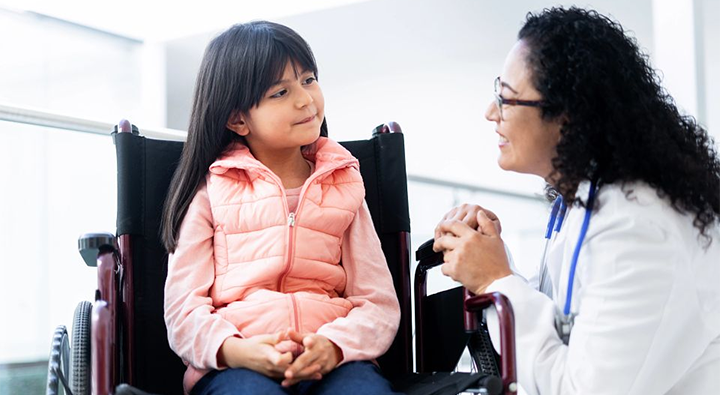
[538,181,598,344]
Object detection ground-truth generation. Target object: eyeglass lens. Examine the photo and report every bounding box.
[494,77,503,119]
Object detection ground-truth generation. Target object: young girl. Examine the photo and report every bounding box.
[161,21,401,395]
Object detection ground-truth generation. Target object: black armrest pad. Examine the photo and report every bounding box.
[415,238,443,270]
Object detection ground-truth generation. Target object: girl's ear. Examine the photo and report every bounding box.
[227,111,250,136]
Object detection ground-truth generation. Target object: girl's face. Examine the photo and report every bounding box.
[229,61,324,159]
[484,40,563,181]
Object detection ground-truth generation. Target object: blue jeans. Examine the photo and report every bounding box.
[191,361,401,395]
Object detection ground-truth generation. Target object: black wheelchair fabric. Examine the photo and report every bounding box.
[114,132,412,392]
[340,134,412,379]
[115,132,186,395]
[340,134,410,235]
[420,287,470,373]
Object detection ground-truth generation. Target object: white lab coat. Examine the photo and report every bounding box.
[486,181,720,395]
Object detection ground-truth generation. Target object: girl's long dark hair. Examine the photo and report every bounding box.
[161,21,327,252]
[520,7,720,240]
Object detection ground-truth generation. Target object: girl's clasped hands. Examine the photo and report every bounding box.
[217,330,343,387]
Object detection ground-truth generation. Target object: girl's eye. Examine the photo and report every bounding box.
[270,89,287,98]
[303,76,317,85]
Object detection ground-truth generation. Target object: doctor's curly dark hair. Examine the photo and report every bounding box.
[519,7,720,239]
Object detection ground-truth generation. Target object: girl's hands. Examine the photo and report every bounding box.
[217,330,341,386]
[434,204,501,242]
[434,210,512,294]
[280,330,343,387]
[218,333,293,378]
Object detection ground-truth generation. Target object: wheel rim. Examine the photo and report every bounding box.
[47,325,70,395]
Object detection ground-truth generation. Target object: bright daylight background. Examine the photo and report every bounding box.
[0,0,717,393]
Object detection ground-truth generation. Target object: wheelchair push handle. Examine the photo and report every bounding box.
[113,119,139,135]
[372,121,403,136]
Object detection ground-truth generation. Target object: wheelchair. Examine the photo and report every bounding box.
[46,120,517,395]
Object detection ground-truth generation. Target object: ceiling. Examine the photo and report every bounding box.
[0,0,372,41]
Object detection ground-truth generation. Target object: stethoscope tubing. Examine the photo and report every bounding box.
[542,181,598,322]
[539,197,566,297]
[563,182,597,316]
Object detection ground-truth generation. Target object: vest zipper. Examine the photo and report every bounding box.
[288,212,296,227]
[282,212,300,348]
[275,163,351,293]
[277,211,296,292]
[269,158,355,337]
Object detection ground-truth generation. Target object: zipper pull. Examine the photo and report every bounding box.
[288,212,296,227]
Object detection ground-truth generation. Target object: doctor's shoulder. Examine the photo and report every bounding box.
[590,182,688,241]
[596,181,719,250]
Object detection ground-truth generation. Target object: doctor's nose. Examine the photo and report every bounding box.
[485,100,500,123]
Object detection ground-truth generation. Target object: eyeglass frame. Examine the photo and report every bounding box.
[493,76,544,120]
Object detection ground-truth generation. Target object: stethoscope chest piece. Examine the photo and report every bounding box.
[555,310,575,345]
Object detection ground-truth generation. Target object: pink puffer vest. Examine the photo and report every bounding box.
[205,137,365,349]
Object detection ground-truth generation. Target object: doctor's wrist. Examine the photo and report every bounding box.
[474,270,513,295]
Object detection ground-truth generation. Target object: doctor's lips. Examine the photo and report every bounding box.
[497,131,509,147]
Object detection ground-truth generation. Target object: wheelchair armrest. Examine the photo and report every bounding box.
[465,292,517,395]
[414,238,518,394]
[78,232,117,267]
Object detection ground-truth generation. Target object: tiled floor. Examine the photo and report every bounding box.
[0,361,47,395]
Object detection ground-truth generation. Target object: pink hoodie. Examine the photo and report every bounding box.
[164,137,401,393]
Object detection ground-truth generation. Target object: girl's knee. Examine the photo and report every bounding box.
[316,362,398,395]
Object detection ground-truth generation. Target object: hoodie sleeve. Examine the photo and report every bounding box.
[315,200,401,363]
[164,181,241,369]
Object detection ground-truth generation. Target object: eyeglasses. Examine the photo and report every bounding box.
[494,76,544,120]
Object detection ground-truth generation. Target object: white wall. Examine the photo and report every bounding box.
[0,10,145,125]
[0,122,116,363]
[0,10,131,363]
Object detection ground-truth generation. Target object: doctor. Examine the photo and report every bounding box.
[433,7,720,395]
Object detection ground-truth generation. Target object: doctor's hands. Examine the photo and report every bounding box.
[217,333,293,378]
[434,204,502,240]
[280,330,343,387]
[434,210,512,294]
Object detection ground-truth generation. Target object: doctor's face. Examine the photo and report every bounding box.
[485,40,563,181]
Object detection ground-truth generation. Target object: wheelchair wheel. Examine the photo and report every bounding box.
[47,325,70,395]
[71,301,93,395]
